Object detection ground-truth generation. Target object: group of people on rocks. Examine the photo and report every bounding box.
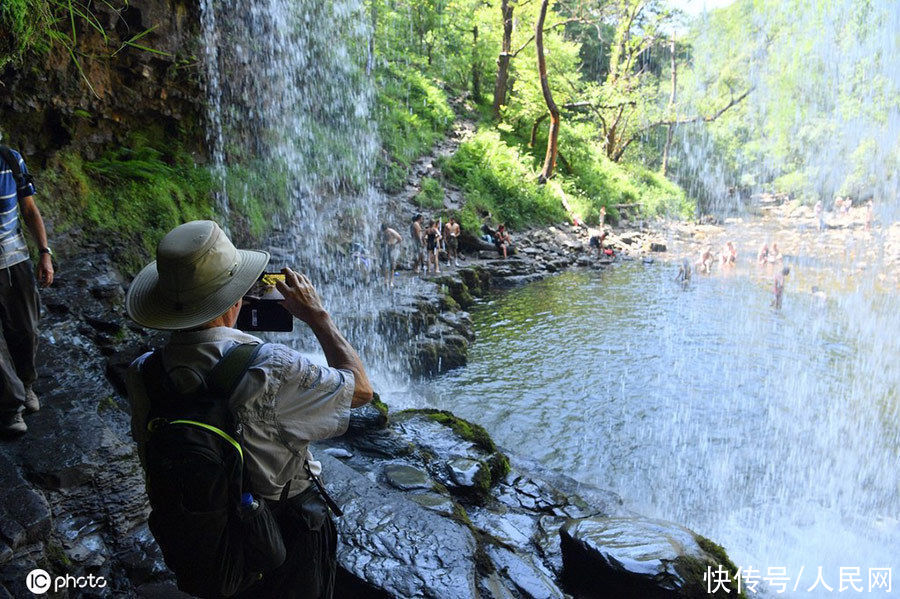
[378,213,519,287]
[679,240,791,308]
[814,197,876,231]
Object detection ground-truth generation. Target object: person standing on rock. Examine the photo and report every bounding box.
[425,219,442,274]
[0,138,54,436]
[410,213,425,275]
[444,217,460,266]
[379,223,402,287]
[124,221,373,599]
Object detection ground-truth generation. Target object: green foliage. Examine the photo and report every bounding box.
[40,135,285,275]
[414,176,445,209]
[442,130,567,231]
[0,0,53,68]
[679,0,899,203]
[375,66,454,192]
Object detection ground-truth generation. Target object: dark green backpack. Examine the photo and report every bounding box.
[140,342,286,598]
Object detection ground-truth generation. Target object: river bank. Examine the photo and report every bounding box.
[0,219,749,598]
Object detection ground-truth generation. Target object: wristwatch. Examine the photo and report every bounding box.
[39,247,52,256]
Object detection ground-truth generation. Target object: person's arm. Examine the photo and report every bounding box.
[276,268,373,407]
[19,196,53,287]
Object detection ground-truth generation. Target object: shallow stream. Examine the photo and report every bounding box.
[420,259,899,597]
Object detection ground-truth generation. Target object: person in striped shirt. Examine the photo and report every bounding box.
[0,137,54,436]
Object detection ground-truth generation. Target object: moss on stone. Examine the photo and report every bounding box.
[416,409,497,454]
[97,394,121,414]
[371,392,390,422]
[672,535,746,599]
[697,536,740,577]
[440,291,460,312]
[450,502,472,527]
[488,453,511,483]
[45,540,72,569]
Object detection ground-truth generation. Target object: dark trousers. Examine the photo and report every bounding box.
[237,487,338,599]
[0,259,39,416]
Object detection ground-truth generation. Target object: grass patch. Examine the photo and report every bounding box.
[40,133,289,275]
[414,176,445,210]
[375,66,454,193]
[441,129,567,232]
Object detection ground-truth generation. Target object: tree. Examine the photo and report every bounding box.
[492,0,515,117]
[660,36,676,175]
[535,0,559,183]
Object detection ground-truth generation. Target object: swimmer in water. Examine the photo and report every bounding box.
[811,285,827,304]
[772,266,790,309]
[675,257,692,286]
[720,241,737,267]
[767,242,783,265]
[695,245,714,274]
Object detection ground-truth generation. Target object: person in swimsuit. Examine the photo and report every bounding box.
[695,245,714,274]
[410,214,425,275]
[380,223,403,287]
[767,242,783,265]
[675,257,692,287]
[757,243,769,265]
[425,220,441,274]
[719,241,737,267]
[444,217,461,266]
[772,266,790,309]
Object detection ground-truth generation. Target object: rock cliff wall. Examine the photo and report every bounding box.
[1,0,204,164]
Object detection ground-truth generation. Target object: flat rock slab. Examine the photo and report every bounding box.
[560,516,738,598]
[383,463,432,491]
[320,454,479,599]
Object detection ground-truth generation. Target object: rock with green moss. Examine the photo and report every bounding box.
[560,516,744,599]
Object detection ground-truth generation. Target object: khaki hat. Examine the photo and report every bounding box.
[126,220,269,330]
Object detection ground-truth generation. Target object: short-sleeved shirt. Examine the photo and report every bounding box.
[0,148,35,270]
[126,326,354,501]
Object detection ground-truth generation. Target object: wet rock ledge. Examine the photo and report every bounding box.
[0,251,740,598]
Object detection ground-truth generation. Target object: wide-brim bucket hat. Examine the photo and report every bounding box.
[126,220,269,330]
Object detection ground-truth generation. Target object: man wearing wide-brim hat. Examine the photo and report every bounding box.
[125,220,373,599]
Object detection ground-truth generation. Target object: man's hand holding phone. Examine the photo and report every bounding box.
[275,268,328,325]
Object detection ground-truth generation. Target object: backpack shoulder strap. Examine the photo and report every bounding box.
[0,146,21,176]
[207,342,265,399]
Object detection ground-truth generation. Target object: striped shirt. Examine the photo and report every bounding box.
[0,148,35,269]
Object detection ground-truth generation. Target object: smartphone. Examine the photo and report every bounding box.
[236,272,293,332]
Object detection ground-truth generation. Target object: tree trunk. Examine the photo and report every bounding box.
[661,37,677,175]
[492,0,514,118]
[530,113,549,147]
[472,25,481,99]
[366,0,378,75]
[536,0,559,183]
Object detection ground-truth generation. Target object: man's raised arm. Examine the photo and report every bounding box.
[276,267,373,407]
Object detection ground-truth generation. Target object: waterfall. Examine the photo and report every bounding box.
[672,0,900,219]
[199,0,409,389]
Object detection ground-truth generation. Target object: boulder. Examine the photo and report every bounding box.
[560,516,741,598]
[650,242,667,252]
[320,455,480,599]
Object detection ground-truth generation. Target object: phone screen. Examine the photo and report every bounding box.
[236,272,293,332]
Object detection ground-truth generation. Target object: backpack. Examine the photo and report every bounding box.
[140,342,287,598]
[0,146,36,197]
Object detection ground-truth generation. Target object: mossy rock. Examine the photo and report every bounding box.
[434,276,474,308]
[560,517,745,599]
[371,392,390,423]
